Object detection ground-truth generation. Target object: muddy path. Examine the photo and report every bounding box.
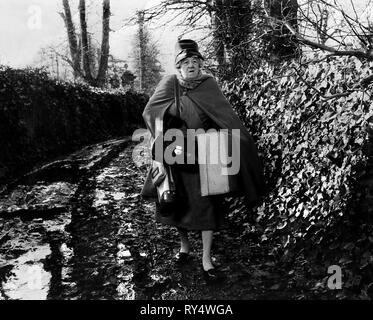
[0,138,324,300]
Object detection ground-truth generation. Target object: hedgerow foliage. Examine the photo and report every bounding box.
[223,55,373,297]
[0,66,147,185]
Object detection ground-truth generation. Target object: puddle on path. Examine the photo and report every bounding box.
[0,210,73,300]
[1,245,52,300]
[1,142,276,300]
[0,142,149,300]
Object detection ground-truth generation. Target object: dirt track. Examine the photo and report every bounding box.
[0,138,332,300]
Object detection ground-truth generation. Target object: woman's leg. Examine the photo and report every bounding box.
[177,227,190,253]
[202,230,214,271]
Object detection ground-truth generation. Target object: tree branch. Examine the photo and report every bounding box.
[267,14,373,61]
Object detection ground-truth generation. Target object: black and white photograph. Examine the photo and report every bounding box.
[1,0,373,309]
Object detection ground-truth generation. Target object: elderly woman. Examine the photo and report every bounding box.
[141,39,265,280]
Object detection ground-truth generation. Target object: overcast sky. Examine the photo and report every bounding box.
[0,0,182,73]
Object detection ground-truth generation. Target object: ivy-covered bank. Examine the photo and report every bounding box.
[223,55,373,298]
[0,66,147,185]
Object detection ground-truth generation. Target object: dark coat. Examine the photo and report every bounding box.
[141,74,266,203]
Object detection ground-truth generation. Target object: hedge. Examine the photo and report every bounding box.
[0,66,148,185]
[223,54,373,297]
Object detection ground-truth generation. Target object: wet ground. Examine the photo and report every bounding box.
[0,138,333,300]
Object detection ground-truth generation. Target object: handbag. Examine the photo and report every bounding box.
[155,164,177,214]
[150,114,177,216]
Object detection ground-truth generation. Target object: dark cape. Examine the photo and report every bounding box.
[141,74,266,203]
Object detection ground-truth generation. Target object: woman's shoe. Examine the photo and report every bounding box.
[202,267,222,281]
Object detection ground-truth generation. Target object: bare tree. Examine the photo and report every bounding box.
[262,0,300,60]
[59,0,111,87]
[208,0,254,76]
[210,0,226,71]
[268,0,373,61]
[263,0,373,87]
[299,0,331,45]
[79,0,93,83]
[59,0,81,78]
[131,11,164,95]
[32,42,85,82]
[96,0,111,87]
[137,11,146,91]
[131,0,373,84]
[134,0,255,78]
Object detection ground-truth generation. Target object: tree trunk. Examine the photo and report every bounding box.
[224,0,252,73]
[79,0,93,84]
[61,0,81,78]
[211,0,226,75]
[137,10,146,91]
[264,0,299,60]
[77,34,82,72]
[318,5,329,45]
[210,0,252,78]
[96,0,111,87]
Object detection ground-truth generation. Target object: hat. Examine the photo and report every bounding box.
[175,39,204,65]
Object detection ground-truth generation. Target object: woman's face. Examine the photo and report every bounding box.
[179,56,200,79]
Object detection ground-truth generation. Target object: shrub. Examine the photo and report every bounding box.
[223,55,373,297]
[0,65,148,185]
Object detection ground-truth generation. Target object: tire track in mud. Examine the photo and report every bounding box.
[1,138,304,300]
[65,141,182,300]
